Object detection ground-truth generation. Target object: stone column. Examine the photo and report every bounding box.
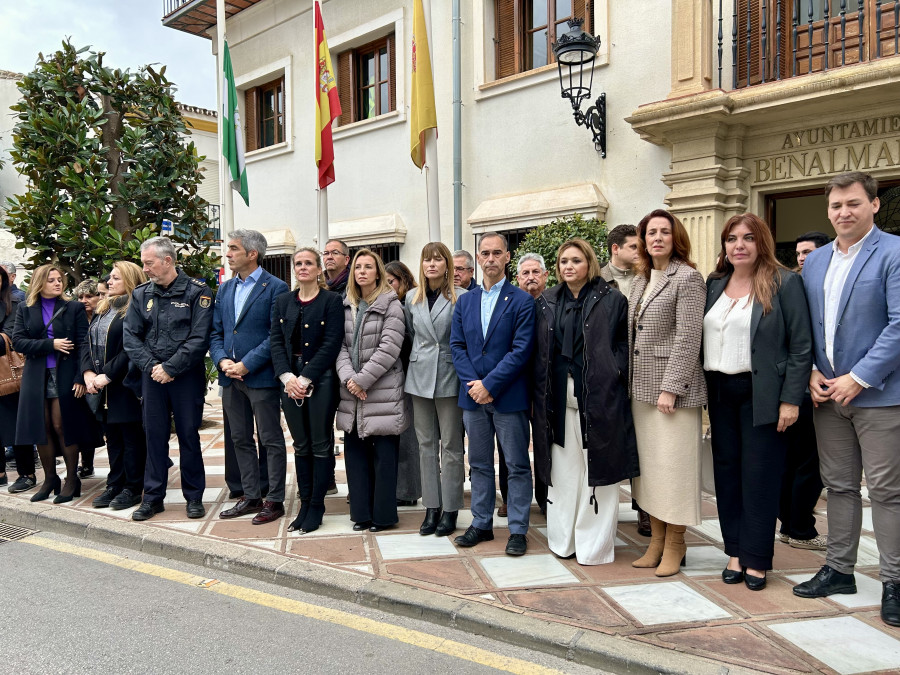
[670,0,713,97]
[662,123,749,274]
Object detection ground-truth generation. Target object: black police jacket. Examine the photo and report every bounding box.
[123,269,214,377]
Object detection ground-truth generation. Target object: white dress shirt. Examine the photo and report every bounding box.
[822,226,874,387]
[703,293,753,374]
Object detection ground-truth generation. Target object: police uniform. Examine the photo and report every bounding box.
[123,269,213,505]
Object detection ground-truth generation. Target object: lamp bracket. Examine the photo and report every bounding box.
[572,92,606,157]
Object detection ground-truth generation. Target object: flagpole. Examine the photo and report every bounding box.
[421,0,441,243]
[315,1,329,250]
[216,0,235,277]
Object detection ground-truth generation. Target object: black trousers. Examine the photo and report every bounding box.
[707,371,786,571]
[344,429,399,527]
[105,420,147,494]
[223,412,268,496]
[281,371,338,459]
[142,368,206,503]
[4,445,35,476]
[778,395,823,540]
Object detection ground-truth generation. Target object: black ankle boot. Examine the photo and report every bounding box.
[289,454,313,532]
[435,510,458,536]
[31,474,61,502]
[419,508,442,535]
[302,455,335,533]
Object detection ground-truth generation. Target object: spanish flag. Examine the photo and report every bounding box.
[410,0,437,169]
[315,1,341,189]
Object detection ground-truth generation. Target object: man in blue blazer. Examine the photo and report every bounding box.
[793,172,900,628]
[210,229,289,525]
[450,232,535,556]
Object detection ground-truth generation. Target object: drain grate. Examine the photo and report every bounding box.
[0,524,38,543]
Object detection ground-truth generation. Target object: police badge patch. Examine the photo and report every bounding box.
[199,296,211,308]
[146,298,153,312]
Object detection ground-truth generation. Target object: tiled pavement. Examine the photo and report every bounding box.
[6,397,900,675]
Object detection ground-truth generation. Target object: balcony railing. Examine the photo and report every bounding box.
[717,0,900,90]
[163,0,194,17]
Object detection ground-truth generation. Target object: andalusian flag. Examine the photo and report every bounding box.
[410,0,437,169]
[222,40,249,206]
[315,1,341,189]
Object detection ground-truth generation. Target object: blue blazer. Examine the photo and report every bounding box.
[801,226,900,407]
[450,280,535,412]
[209,269,289,388]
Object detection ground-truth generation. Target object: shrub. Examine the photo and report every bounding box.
[510,213,608,287]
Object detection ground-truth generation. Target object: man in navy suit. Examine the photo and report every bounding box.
[792,172,900,628]
[210,230,289,524]
[450,232,535,556]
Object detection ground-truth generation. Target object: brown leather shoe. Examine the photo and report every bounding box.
[497,502,508,517]
[637,508,652,537]
[219,497,262,519]
[252,501,285,525]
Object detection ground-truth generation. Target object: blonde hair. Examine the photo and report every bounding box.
[555,238,602,284]
[26,264,67,306]
[96,261,147,317]
[346,249,391,306]
[413,241,458,305]
[293,247,326,290]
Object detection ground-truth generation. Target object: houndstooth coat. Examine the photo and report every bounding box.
[627,259,707,408]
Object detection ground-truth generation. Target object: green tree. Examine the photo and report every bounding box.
[4,40,219,286]
[510,213,608,287]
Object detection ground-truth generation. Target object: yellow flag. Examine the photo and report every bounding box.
[410,0,437,169]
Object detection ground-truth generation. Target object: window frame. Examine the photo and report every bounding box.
[254,76,285,149]
[337,33,397,127]
[234,56,293,162]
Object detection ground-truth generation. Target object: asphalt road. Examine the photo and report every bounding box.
[0,532,606,675]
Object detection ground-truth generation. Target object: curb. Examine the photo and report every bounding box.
[0,495,759,675]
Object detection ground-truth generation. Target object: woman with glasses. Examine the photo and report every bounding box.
[271,247,344,534]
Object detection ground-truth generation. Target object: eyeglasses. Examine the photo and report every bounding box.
[323,250,347,258]
[454,266,473,272]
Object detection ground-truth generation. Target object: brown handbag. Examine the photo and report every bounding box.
[0,332,25,396]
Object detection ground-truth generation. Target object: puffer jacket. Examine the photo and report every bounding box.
[335,289,409,438]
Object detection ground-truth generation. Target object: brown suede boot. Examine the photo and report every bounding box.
[655,524,687,577]
[632,516,666,568]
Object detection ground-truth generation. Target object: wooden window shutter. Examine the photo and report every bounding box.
[736,0,762,86]
[773,0,791,80]
[388,34,396,113]
[574,0,592,33]
[496,0,518,79]
[244,88,258,151]
[337,50,353,125]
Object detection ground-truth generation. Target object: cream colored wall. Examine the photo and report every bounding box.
[0,74,29,267]
[216,0,673,268]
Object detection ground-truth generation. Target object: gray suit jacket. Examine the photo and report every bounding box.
[404,287,466,398]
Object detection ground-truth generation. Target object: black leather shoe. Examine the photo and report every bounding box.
[506,533,528,556]
[92,486,121,508]
[722,567,744,584]
[132,501,164,521]
[793,565,857,598]
[110,489,142,510]
[454,526,494,547]
[882,582,900,627]
[435,510,458,537]
[186,500,206,519]
[352,521,372,531]
[744,571,767,591]
[637,509,652,537]
[369,523,395,533]
[419,508,441,535]
[219,497,263,519]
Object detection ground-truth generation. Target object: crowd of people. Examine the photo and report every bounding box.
[0,170,897,628]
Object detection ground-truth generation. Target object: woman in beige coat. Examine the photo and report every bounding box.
[336,249,408,532]
[628,209,707,577]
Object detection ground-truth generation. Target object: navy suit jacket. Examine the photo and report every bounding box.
[801,226,900,407]
[209,268,289,388]
[450,279,535,412]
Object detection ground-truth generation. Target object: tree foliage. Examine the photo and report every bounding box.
[4,40,219,286]
[510,213,608,287]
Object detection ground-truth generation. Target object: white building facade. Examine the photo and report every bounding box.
[163,0,673,281]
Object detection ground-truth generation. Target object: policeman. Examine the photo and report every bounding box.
[123,236,213,521]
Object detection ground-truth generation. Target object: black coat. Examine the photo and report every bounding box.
[532,280,639,487]
[12,298,98,446]
[704,269,812,426]
[81,304,143,425]
[0,296,22,447]
[270,289,344,386]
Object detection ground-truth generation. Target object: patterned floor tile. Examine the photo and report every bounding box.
[376,533,459,560]
[478,553,579,588]
[602,581,731,625]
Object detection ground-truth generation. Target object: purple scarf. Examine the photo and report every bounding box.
[41,296,57,369]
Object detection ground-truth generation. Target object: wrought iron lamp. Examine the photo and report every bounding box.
[551,18,606,157]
